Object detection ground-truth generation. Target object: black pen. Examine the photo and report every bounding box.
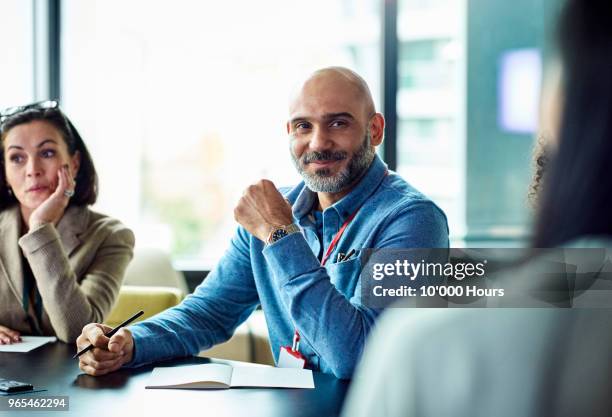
[343,249,356,261]
[73,310,144,359]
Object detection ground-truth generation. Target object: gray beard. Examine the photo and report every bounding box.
[291,132,375,193]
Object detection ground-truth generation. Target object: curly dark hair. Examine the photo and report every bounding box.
[0,107,98,210]
[528,136,550,208]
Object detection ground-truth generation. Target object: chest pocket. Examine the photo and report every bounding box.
[325,256,362,298]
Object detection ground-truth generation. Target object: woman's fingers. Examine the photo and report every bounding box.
[66,164,76,190]
[59,165,69,196]
[0,325,22,344]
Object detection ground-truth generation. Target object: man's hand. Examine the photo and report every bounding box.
[0,325,21,344]
[29,165,75,230]
[234,179,294,242]
[76,323,134,376]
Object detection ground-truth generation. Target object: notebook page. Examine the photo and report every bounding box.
[146,363,233,389]
[0,336,56,353]
[230,366,314,389]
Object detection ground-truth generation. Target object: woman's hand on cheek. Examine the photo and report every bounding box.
[28,165,75,231]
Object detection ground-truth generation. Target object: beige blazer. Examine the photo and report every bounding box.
[0,205,135,343]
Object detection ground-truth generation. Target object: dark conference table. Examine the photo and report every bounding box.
[0,342,350,417]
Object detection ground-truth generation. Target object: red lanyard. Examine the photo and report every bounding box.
[319,172,388,266]
[285,207,359,363]
[320,208,359,266]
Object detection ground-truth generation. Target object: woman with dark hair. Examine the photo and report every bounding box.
[0,101,134,343]
[532,0,612,247]
[342,1,612,416]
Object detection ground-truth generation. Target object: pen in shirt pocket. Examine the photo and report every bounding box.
[337,249,356,263]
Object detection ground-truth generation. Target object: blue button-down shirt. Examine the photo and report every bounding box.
[128,155,449,378]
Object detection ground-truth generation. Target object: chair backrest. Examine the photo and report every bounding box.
[105,285,184,327]
[123,247,189,295]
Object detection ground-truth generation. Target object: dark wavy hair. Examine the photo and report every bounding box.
[0,107,98,210]
[533,0,612,247]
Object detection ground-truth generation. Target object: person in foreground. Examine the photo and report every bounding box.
[76,67,449,378]
[342,1,612,416]
[0,101,135,344]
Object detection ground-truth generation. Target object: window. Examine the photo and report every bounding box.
[0,0,34,109]
[396,0,465,238]
[61,0,381,268]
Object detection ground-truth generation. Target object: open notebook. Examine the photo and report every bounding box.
[145,363,314,389]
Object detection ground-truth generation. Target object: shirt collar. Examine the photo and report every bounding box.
[293,154,388,223]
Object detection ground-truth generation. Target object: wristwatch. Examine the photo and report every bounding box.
[267,223,300,245]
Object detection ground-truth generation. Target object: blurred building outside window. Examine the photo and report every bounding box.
[397,0,466,241]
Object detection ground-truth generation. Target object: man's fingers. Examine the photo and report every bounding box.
[88,347,123,362]
[79,361,122,377]
[78,348,124,376]
[82,323,112,349]
[79,349,125,377]
[76,326,132,378]
[107,329,130,353]
[82,355,123,371]
[86,329,110,349]
[78,361,104,376]
[260,179,276,189]
[75,332,89,351]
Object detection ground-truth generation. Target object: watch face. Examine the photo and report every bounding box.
[271,228,289,242]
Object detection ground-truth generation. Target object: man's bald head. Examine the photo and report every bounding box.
[307,67,375,115]
[289,67,376,119]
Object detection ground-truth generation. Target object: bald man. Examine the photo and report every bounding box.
[75,67,449,379]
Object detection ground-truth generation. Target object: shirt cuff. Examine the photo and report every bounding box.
[123,324,153,368]
[263,232,321,285]
[18,223,59,254]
